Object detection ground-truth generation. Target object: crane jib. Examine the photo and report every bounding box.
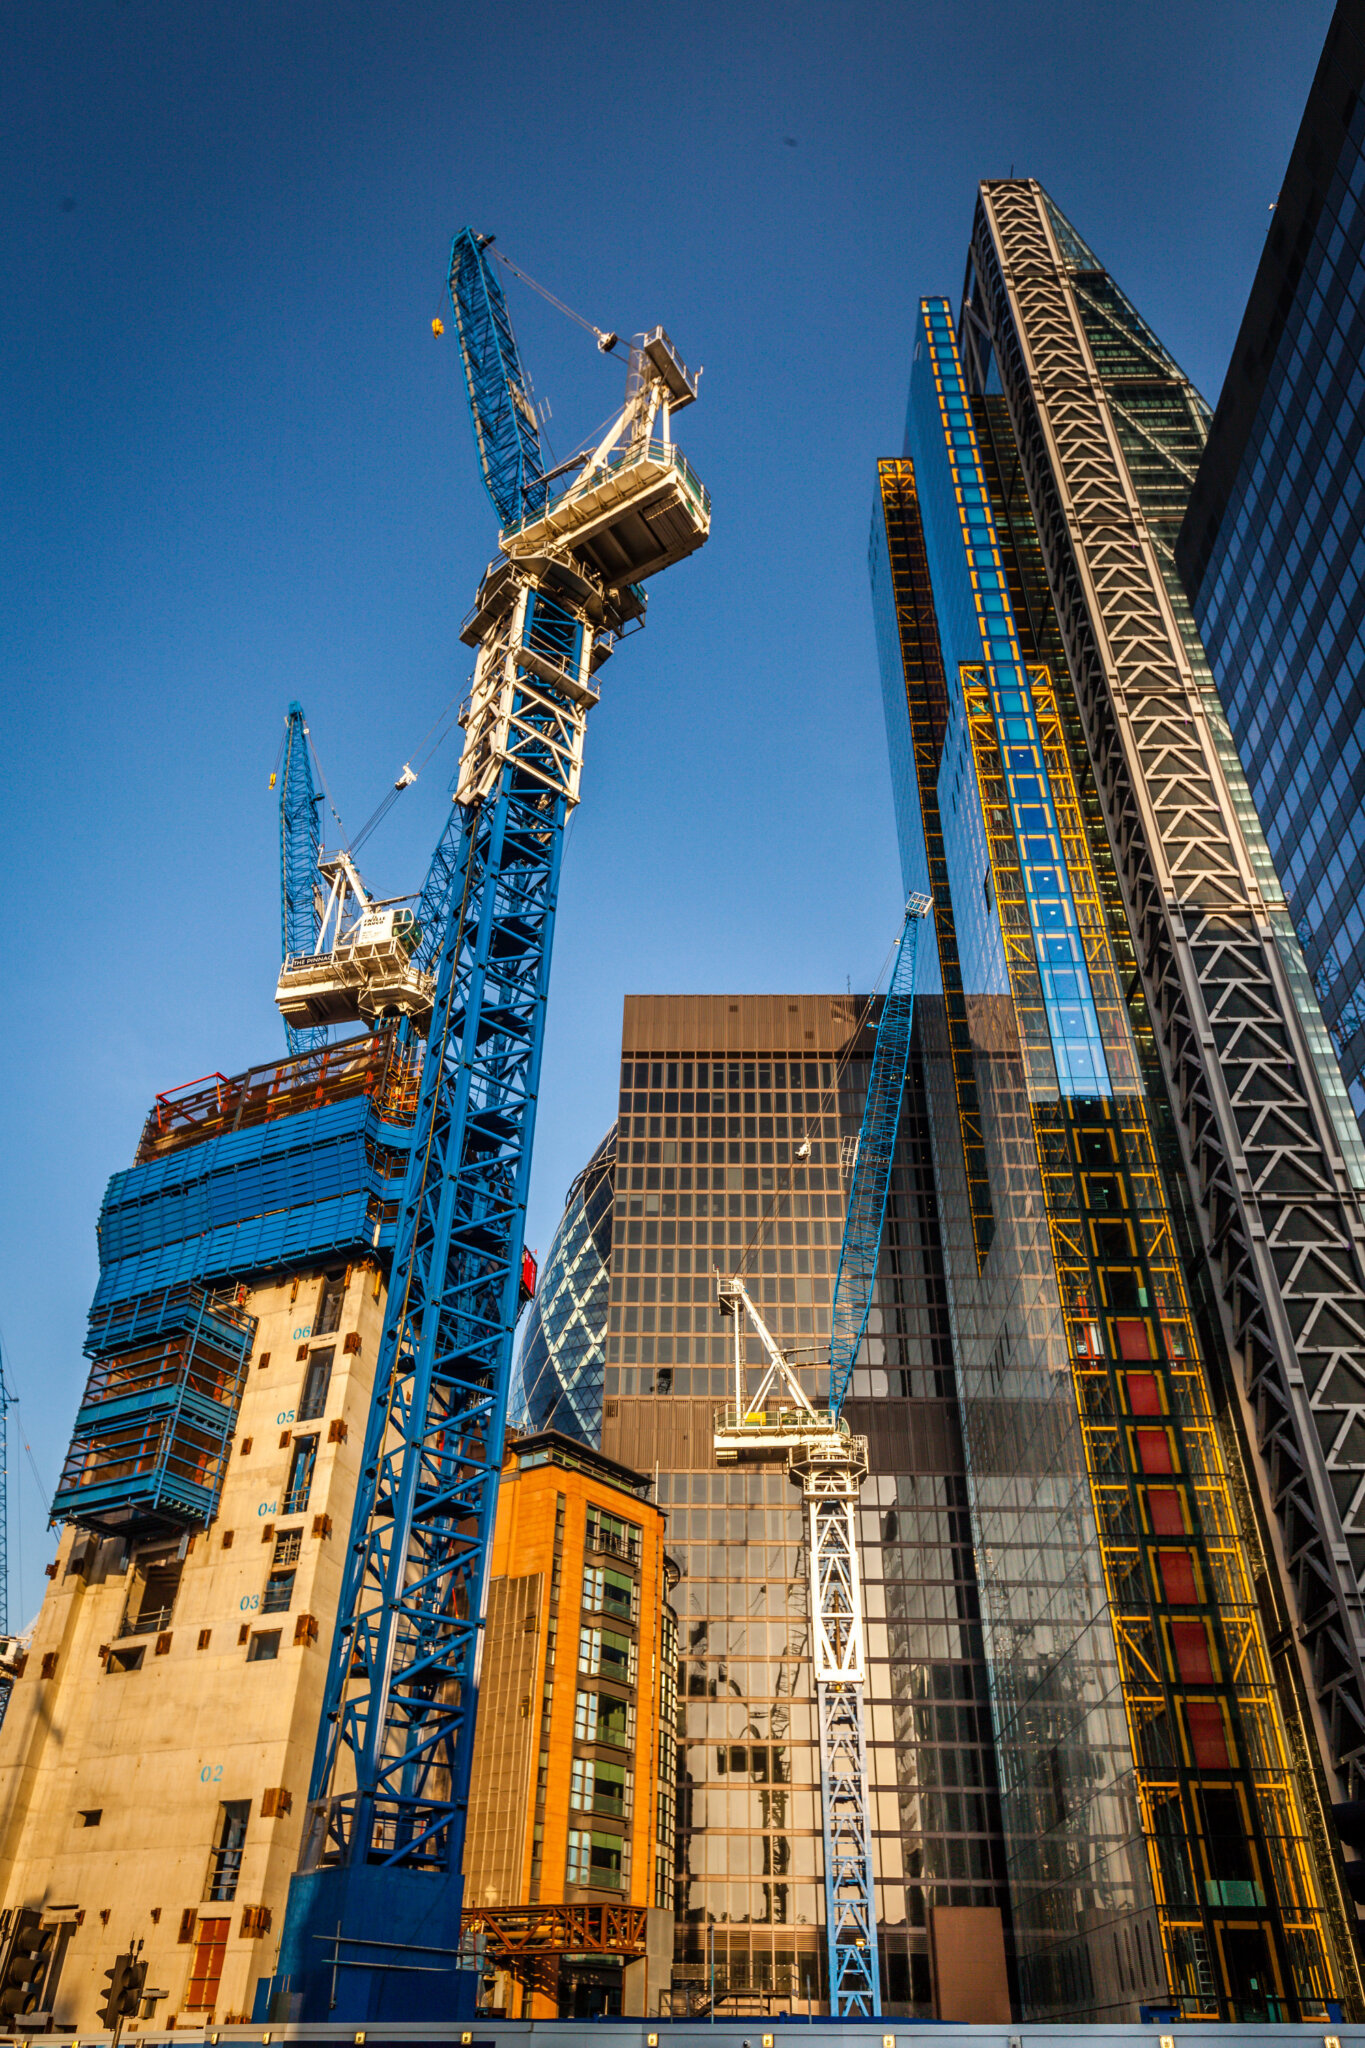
[827,893,932,1417]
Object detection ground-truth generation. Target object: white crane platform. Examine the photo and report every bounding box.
[500,328,710,591]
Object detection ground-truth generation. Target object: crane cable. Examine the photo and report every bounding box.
[484,245,623,357]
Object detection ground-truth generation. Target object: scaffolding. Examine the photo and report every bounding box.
[52,1282,256,1537]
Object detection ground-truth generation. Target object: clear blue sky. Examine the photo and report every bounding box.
[0,0,1329,1625]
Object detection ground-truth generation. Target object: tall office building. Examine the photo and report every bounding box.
[869,178,1365,2023]
[511,1127,617,1444]
[600,996,1011,2021]
[1179,1,1365,1131]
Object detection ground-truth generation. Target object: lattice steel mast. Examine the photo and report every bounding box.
[275,702,327,1056]
[714,896,929,2018]
[271,230,709,2020]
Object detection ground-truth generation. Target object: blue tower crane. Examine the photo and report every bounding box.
[275,702,327,1056]
[714,893,931,2018]
[270,232,709,2021]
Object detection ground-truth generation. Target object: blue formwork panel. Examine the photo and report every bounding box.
[92,1096,414,1308]
[56,1037,418,1538]
[52,1282,256,1538]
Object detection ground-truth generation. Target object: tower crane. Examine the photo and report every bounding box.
[270,229,709,2021]
[714,893,931,2018]
[274,702,328,1056]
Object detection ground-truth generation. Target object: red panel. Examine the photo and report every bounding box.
[1148,1488,1184,1535]
[1127,1371,1161,1415]
[1136,1428,1174,1474]
[1117,1318,1154,1360]
[1186,1700,1230,1768]
[1172,1619,1214,1682]
[1159,1550,1198,1604]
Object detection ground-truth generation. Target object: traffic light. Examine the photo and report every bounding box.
[0,1910,56,2020]
[97,1951,145,2030]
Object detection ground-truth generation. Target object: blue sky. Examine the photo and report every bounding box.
[0,0,1329,1624]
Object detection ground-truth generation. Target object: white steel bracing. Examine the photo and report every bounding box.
[969,178,1365,1794]
[455,565,600,810]
[712,1277,879,2016]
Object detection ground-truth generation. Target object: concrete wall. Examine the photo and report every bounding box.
[0,1261,386,2029]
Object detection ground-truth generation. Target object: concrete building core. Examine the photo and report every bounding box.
[0,1261,386,2028]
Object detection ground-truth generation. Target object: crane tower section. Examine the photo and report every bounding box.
[713,1277,879,2017]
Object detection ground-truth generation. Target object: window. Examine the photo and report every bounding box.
[579,1626,635,1685]
[272,1529,302,1567]
[106,1646,144,1674]
[574,1689,633,1748]
[184,1917,230,2010]
[118,1548,183,1638]
[1172,1619,1215,1683]
[283,1436,318,1515]
[315,1275,346,1336]
[205,1801,250,1902]
[585,1506,641,1563]
[570,1758,629,1818]
[583,1565,635,1622]
[298,1348,334,1423]
[262,1570,295,1615]
[76,1809,102,1828]
[1158,1551,1198,1605]
[247,1631,281,1663]
[566,1827,625,1890]
[1187,1701,1231,1769]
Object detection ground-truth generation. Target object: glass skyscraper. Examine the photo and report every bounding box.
[599,996,1009,2018]
[1179,1,1365,1132]
[511,1125,617,1445]
[868,178,1365,2023]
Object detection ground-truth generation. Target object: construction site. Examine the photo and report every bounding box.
[7,152,1365,2048]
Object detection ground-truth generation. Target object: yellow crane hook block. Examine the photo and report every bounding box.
[431,317,445,337]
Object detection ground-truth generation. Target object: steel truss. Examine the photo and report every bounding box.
[300,568,596,1895]
[461,1905,647,2006]
[278,701,326,1056]
[827,895,930,1412]
[968,179,1365,1794]
[714,1278,879,2016]
[448,228,545,529]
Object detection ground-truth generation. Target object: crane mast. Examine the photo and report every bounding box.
[271,231,708,2021]
[713,894,930,2017]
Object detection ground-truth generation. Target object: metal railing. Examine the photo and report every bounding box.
[585,1527,640,1565]
[117,1601,174,1640]
[500,437,710,543]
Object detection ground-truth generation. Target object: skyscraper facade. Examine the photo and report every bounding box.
[1179,0,1365,1130]
[511,1127,617,1444]
[869,178,1365,2024]
[599,996,1010,2020]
